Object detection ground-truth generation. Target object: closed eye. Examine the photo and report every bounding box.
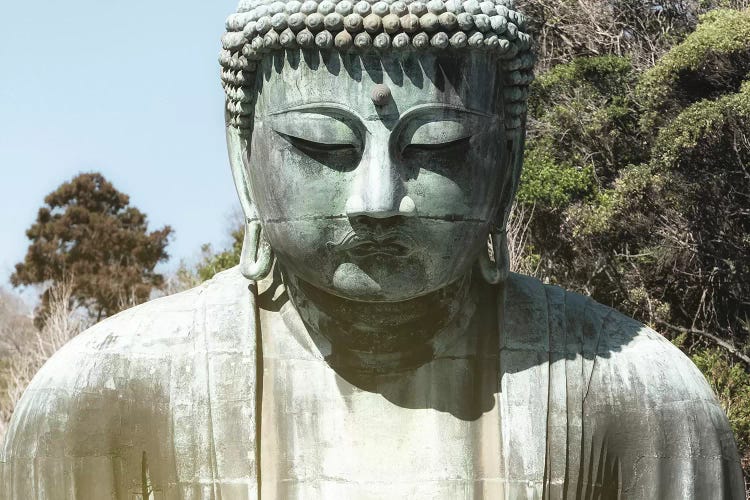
[402,136,472,154]
[277,131,361,172]
[278,132,358,153]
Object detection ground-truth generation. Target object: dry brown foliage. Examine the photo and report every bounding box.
[507,201,540,277]
[519,0,750,72]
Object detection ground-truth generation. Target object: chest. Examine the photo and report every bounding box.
[259,355,506,498]
[258,303,509,498]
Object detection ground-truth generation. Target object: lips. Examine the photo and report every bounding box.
[344,239,413,258]
[328,230,415,258]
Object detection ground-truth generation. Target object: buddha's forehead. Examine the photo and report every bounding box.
[256,51,499,118]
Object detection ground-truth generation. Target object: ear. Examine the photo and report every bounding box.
[479,83,526,286]
[479,126,522,285]
[226,115,274,281]
[226,119,256,221]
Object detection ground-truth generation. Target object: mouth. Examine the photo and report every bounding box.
[344,240,413,258]
[328,231,415,258]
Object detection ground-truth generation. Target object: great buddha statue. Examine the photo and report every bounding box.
[1,0,744,498]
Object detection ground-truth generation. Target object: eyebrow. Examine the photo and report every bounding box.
[269,102,495,125]
[268,103,363,122]
[395,103,495,121]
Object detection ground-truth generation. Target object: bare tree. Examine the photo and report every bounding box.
[507,201,540,277]
[517,0,746,71]
[0,281,85,441]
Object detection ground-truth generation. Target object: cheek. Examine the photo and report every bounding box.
[246,124,354,219]
[419,220,491,277]
[406,140,505,220]
[262,219,343,283]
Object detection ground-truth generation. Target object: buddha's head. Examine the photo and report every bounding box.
[221,0,534,303]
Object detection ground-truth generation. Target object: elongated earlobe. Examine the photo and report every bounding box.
[479,119,520,286]
[226,121,272,280]
[240,219,273,281]
[479,229,510,285]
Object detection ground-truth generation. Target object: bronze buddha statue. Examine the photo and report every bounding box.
[2,0,743,498]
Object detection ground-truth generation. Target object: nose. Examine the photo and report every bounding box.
[345,138,416,219]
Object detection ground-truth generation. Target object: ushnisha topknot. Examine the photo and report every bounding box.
[220,0,535,130]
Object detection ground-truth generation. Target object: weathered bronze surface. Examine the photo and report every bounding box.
[1,0,744,498]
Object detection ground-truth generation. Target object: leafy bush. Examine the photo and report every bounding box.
[690,347,750,464]
[195,231,243,282]
[518,146,597,209]
[655,79,750,167]
[649,81,750,341]
[639,8,750,127]
[173,229,243,286]
[528,56,645,183]
[520,7,750,342]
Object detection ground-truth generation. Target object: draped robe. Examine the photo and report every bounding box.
[2,267,744,499]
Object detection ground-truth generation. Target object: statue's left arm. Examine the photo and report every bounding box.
[591,319,745,499]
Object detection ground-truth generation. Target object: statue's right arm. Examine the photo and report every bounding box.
[0,288,190,500]
[1,332,122,499]
[2,272,250,499]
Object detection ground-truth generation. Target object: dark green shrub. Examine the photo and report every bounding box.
[639,8,750,128]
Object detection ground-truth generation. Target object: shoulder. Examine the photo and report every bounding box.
[505,274,743,497]
[504,273,736,447]
[505,272,714,401]
[2,267,254,461]
[517,274,744,498]
[69,265,252,355]
[17,266,251,390]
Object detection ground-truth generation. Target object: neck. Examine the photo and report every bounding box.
[283,269,477,374]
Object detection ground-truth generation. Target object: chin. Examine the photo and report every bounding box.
[278,248,474,303]
[326,259,457,303]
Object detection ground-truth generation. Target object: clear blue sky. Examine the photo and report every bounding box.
[0,1,240,288]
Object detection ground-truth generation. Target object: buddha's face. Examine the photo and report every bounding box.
[240,51,509,302]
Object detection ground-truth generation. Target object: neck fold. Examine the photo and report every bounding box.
[282,269,477,373]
